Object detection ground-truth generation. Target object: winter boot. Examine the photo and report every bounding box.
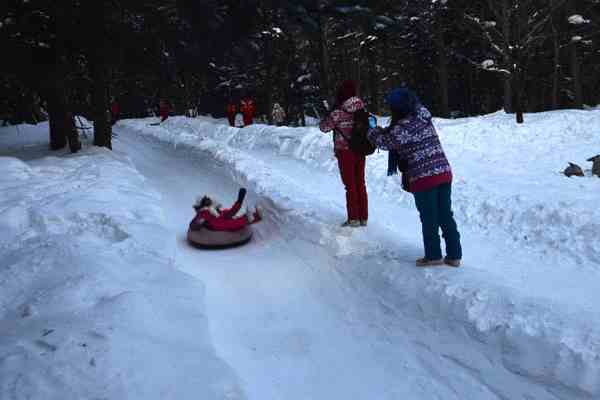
[444,257,461,268]
[415,258,444,267]
[360,220,368,227]
[341,220,360,228]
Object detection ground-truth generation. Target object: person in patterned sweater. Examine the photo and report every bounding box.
[368,88,462,267]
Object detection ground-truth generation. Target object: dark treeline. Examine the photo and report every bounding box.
[1,0,599,150]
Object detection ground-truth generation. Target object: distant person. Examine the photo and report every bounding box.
[110,99,120,125]
[234,112,244,128]
[65,112,82,153]
[368,88,462,267]
[226,100,238,127]
[272,103,286,126]
[240,96,256,126]
[159,99,170,123]
[319,80,369,227]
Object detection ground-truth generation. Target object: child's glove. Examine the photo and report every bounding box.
[251,208,262,224]
[237,188,247,203]
[368,115,377,128]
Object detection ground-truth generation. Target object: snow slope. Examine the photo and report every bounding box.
[119,110,600,399]
[0,147,244,399]
[115,133,503,400]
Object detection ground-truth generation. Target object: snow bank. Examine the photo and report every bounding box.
[123,111,600,268]
[438,110,600,267]
[0,148,243,399]
[0,117,94,161]
[120,112,600,398]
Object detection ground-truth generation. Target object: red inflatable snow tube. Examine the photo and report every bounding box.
[187,226,253,249]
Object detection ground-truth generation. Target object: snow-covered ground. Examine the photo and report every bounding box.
[120,111,600,398]
[0,136,243,399]
[1,109,600,399]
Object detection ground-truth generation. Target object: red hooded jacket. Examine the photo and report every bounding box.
[240,98,256,118]
[226,103,237,117]
[189,201,249,232]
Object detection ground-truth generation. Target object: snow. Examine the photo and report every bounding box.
[481,59,495,68]
[296,73,311,83]
[569,15,590,25]
[2,108,600,399]
[0,143,243,398]
[119,110,600,398]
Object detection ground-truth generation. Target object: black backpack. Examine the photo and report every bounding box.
[336,109,376,156]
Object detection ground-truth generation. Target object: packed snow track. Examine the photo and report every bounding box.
[115,125,591,400]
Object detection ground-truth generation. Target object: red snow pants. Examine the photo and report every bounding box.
[336,149,368,222]
[243,113,254,126]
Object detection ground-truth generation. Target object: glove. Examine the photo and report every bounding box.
[237,188,247,204]
[368,115,377,128]
[251,208,262,224]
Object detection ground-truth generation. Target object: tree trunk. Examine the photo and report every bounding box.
[501,0,513,113]
[317,15,330,103]
[570,42,583,109]
[435,26,449,118]
[551,9,560,110]
[45,2,71,151]
[368,56,379,114]
[46,85,68,150]
[91,59,111,148]
[552,37,560,109]
[353,34,361,86]
[264,67,274,124]
[513,2,525,124]
[503,73,513,113]
[89,0,112,149]
[465,65,474,115]
[514,71,524,123]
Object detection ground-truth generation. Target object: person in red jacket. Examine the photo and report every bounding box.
[110,99,120,125]
[240,96,256,126]
[226,100,238,127]
[319,80,369,227]
[189,188,261,232]
[159,99,170,122]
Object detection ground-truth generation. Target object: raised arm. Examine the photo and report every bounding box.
[221,188,246,219]
[367,126,393,151]
[319,110,341,133]
[368,106,433,150]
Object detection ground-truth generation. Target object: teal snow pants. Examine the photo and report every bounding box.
[413,183,462,261]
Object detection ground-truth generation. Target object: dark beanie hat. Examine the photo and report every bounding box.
[385,88,419,116]
[336,80,357,105]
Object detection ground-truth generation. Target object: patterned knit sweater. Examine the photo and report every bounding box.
[368,106,452,193]
[319,97,365,152]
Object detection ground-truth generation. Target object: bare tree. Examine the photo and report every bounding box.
[465,0,568,123]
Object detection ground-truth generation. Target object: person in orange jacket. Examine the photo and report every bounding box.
[240,96,256,126]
